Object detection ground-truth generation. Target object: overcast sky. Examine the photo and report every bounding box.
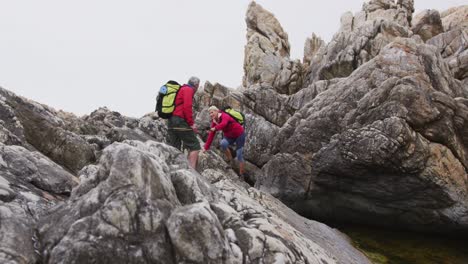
[0,0,465,117]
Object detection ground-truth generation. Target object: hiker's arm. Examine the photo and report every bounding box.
[204,129,216,150]
[183,88,194,126]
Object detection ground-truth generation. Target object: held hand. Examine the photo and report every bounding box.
[191,125,199,134]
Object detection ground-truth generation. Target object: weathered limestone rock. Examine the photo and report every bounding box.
[0,93,28,146]
[305,0,414,85]
[427,27,468,82]
[37,140,370,264]
[412,9,444,42]
[0,123,24,147]
[258,37,468,234]
[166,202,232,263]
[195,82,243,112]
[0,141,79,264]
[0,202,38,264]
[0,88,96,174]
[241,84,293,127]
[242,113,280,167]
[60,106,167,159]
[243,2,303,95]
[38,141,184,264]
[61,106,149,138]
[212,180,370,264]
[435,6,468,82]
[287,79,341,111]
[256,153,312,203]
[303,33,325,69]
[362,0,414,27]
[0,144,77,195]
[307,118,467,232]
[138,112,168,143]
[440,5,468,31]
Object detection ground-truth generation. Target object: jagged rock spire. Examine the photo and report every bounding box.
[243,1,302,95]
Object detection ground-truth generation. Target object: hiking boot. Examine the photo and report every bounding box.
[230,159,236,168]
[239,174,245,181]
[224,160,233,171]
[239,172,250,181]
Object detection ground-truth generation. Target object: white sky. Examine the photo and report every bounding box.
[0,0,466,118]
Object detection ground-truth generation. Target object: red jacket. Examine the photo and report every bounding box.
[204,112,244,150]
[172,84,195,126]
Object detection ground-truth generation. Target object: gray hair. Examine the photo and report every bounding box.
[188,76,200,87]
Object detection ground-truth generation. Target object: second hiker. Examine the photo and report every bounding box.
[203,105,247,179]
[167,76,201,169]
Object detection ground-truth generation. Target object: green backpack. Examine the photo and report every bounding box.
[222,106,245,126]
[155,80,181,119]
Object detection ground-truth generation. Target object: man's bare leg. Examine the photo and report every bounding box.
[188,150,199,170]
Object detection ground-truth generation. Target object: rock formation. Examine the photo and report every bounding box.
[0,86,371,263]
[225,1,468,235]
[304,0,415,85]
[37,140,370,263]
[426,6,468,84]
[412,9,444,42]
[243,2,303,95]
[0,1,467,263]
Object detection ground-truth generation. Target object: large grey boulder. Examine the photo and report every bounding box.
[37,140,370,263]
[60,106,165,144]
[0,142,79,264]
[58,105,169,162]
[0,202,39,264]
[242,113,280,167]
[138,112,168,143]
[242,84,294,127]
[0,88,96,174]
[0,144,78,195]
[258,37,468,234]
[287,79,342,111]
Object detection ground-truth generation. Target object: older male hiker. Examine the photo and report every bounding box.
[166,76,201,169]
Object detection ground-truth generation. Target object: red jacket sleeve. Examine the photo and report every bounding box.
[214,113,230,131]
[204,122,216,150]
[182,87,194,126]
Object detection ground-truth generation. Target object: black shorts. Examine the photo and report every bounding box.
[167,116,201,151]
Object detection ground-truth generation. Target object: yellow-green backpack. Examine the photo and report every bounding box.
[222,106,245,126]
[155,80,181,119]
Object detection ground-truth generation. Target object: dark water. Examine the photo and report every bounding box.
[336,225,468,264]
